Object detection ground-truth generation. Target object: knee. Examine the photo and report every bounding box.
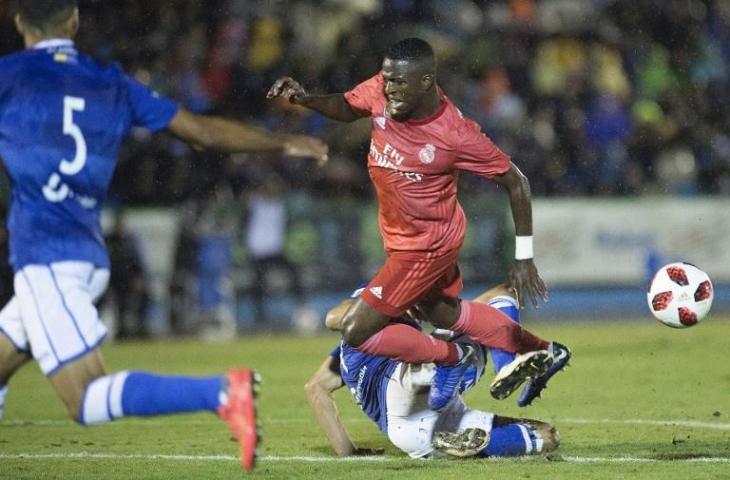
[341,314,365,346]
[419,297,460,329]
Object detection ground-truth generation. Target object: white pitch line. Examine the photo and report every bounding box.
[1,452,730,464]
[558,418,730,430]
[3,417,730,430]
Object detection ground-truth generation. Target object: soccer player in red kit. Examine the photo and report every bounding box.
[268,38,570,409]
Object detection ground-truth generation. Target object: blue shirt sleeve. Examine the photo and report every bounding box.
[330,345,342,358]
[124,75,178,131]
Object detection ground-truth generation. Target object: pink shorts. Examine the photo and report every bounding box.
[360,248,463,317]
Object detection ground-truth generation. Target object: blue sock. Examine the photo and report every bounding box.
[80,371,224,424]
[482,423,538,457]
[487,296,521,373]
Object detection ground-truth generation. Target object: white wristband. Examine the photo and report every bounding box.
[515,236,534,260]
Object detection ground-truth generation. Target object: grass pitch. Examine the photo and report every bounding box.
[2,316,729,479]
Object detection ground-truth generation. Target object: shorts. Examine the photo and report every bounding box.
[361,248,463,317]
[385,342,492,458]
[0,261,109,376]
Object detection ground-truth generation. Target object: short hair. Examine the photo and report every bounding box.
[18,0,77,32]
[384,38,436,70]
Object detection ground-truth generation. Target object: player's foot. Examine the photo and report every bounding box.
[218,369,261,471]
[428,344,476,411]
[432,428,490,458]
[517,342,572,407]
[490,350,553,400]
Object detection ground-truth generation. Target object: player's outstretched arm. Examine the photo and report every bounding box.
[492,163,548,308]
[167,107,328,164]
[267,77,366,123]
[305,356,382,456]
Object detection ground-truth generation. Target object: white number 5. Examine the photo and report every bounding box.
[59,96,87,175]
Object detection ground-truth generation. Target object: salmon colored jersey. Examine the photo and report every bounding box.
[344,74,511,254]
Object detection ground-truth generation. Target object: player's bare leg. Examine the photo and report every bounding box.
[47,349,106,421]
[341,298,391,347]
[0,335,31,418]
[341,298,461,365]
[46,347,259,470]
[0,335,31,384]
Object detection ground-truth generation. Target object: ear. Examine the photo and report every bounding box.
[421,73,434,90]
[66,8,80,37]
[14,14,25,37]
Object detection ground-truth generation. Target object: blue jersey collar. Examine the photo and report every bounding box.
[32,38,74,50]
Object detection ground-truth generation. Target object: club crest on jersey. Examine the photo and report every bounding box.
[418,144,436,164]
[374,116,387,129]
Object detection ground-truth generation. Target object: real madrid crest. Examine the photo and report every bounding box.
[418,144,436,164]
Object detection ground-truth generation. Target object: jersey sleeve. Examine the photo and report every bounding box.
[453,118,511,178]
[330,345,342,359]
[343,74,383,117]
[124,74,179,131]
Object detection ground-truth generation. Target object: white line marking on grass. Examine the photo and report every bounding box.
[5,417,730,430]
[559,418,730,430]
[1,452,730,464]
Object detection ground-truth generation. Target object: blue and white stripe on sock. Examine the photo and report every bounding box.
[80,371,129,424]
[80,371,224,425]
[0,384,8,418]
[482,422,542,457]
[486,295,521,374]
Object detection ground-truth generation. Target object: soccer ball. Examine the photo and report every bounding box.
[647,262,713,328]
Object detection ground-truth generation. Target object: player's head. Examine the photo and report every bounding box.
[15,0,79,46]
[381,38,437,120]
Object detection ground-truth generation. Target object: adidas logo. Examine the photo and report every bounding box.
[369,286,383,299]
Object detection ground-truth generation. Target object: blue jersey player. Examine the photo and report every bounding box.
[0,0,327,472]
[305,285,560,459]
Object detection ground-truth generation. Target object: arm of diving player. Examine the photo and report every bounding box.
[325,299,355,331]
[166,107,328,164]
[491,162,548,308]
[304,356,383,457]
[267,77,366,123]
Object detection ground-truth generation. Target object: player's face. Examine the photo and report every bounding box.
[381,58,428,120]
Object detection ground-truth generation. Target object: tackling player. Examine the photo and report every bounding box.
[269,38,570,409]
[305,285,559,459]
[0,0,327,472]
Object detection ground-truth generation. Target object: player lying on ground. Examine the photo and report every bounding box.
[305,286,560,458]
[326,284,571,409]
[269,38,565,410]
[0,0,326,471]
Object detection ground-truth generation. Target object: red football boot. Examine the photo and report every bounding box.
[218,369,260,471]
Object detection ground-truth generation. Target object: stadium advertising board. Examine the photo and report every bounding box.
[533,198,730,285]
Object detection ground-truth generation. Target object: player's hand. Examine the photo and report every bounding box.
[283,134,329,166]
[267,76,307,105]
[507,259,548,308]
[352,447,384,456]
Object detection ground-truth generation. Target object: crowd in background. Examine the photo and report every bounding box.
[3,0,730,202]
[1,0,729,334]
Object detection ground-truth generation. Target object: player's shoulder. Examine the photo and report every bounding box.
[78,54,127,83]
[436,97,483,143]
[0,50,32,74]
[0,51,38,91]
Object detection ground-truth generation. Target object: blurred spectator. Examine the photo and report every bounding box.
[101,211,151,339]
[244,171,305,326]
[195,184,238,340]
[1,0,725,199]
